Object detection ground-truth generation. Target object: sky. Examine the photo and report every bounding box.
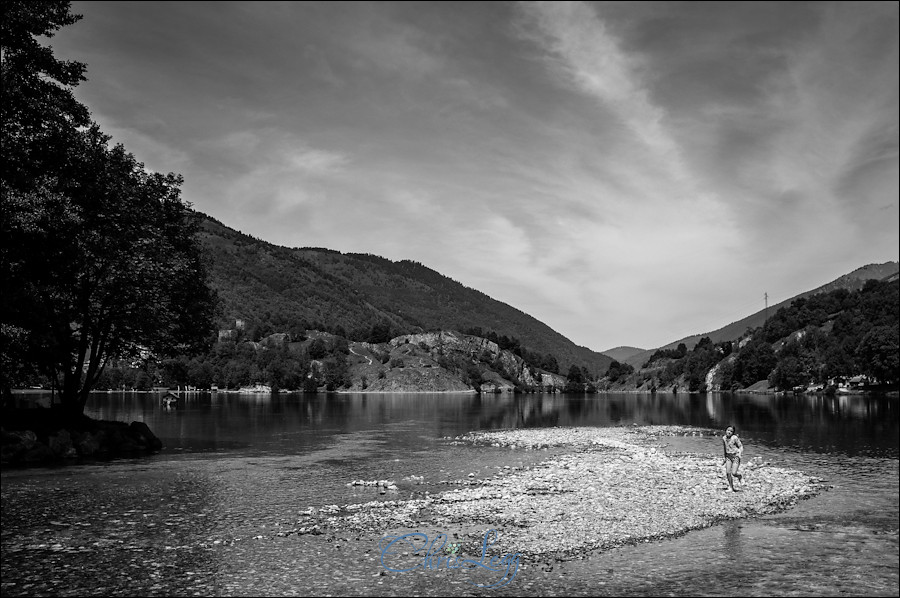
[49,1,899,351]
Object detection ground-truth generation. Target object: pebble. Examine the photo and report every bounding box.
[295,425,827,560]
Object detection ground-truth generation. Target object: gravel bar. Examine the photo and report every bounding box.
[289,425,829,560]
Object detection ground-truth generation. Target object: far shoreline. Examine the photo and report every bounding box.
[10,387,896,397]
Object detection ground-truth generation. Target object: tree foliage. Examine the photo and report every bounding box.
[856,325,899,384]
[1,0,89,185]
[648,280,898,391]
[1,1,216,413]
[198,217,610,376]
[564,364,585,392]
[643,342,687,367]
[605,360,634,383]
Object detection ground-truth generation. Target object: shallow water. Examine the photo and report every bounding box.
[2,392,897,596]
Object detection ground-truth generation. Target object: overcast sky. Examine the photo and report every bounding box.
[52,1,898,351]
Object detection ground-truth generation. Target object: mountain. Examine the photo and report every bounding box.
[624,261,899,369]
[602,346,646,363]
[198,215,612,374]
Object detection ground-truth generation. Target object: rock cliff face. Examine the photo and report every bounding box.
[704,353,738,392]
[359,367,473,393]
[389,330,498,355]
[343,331,563,393]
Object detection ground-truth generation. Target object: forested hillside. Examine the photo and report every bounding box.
[624,261,899,369]
[198,216,611,375]
[632,279,899,393]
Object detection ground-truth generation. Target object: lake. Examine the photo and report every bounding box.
[2,392,897,596]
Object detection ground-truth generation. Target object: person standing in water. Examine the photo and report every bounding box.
[722,425,744,492]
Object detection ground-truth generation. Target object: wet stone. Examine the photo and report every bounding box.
[297,426,828,560]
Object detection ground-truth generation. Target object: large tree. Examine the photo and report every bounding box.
[564,364,585,392]
[1,1,89,181]
[1,1,216,414]
[856,325,899,385]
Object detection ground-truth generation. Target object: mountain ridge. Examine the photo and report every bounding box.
[624,261,899,369]
[198,215,612,375]
[601,346,646,363]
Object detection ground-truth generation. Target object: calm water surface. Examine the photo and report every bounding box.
[2,392,897,596]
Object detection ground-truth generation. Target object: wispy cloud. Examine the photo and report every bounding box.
[516,1,687,182]
[51,1,898,350]
[286,147,350,175]
[206,130,349,176]
[699,1,900,270]
[185,130,351,217]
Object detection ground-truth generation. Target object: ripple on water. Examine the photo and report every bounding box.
[2,423,898,597]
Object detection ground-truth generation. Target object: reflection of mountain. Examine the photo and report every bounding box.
[80,392,898,458]
[471,393,714,430]
[469,393,898,456]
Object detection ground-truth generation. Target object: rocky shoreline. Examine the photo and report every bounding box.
[0,409,163,466]
[288,425,828,560]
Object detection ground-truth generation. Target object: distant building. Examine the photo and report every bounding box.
[218,319,246,341]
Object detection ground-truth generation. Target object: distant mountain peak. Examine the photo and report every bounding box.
[601,346,646,363]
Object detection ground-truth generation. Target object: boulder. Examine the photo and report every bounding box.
[48,429,76,458]
[103,424,139,452]
[74,431,101,456]
[11,430,38,450]
[129,421,163,451]
[23,443,53,462]
[1,440,27,463]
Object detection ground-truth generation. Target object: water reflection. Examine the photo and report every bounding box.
[28,391,890,458]
[722,521,744,562]
[3,391,897,597]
